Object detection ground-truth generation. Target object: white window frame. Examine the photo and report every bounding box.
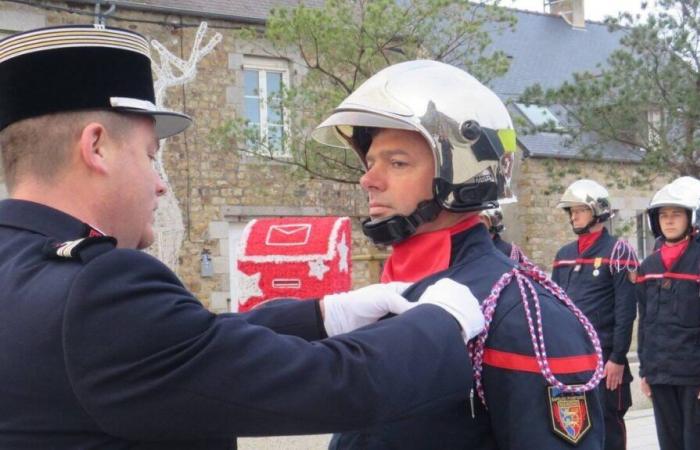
[242,56,291,157]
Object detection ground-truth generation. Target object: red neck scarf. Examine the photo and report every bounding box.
[381,215,482,282]
[660,238,690,270]
[577,229,603,255]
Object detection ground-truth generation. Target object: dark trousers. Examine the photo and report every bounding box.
[601,381,631,450]
[650,384,700,450]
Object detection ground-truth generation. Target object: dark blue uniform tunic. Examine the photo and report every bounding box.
[331,224,604,449]
[0,199,474,449]
[552,228,637,450]
[492,233,513,259]
[636,240,700,450]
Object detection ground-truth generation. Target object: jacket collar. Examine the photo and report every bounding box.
[0,199,94,241]
[450,222,501,265]
[578,227,611,257]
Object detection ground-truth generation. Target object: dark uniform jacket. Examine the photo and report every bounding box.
[0,199,473,449]
[636,239,700,386]
[331,224,604,450]
[492,233,512,258]
[552,228,637,366]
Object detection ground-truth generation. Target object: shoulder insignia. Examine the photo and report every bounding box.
[548,386,592,445]
[43,236,117,262]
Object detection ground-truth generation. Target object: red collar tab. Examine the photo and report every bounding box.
[577,229,603,254]
[381,215,481,282]
[660,238,690,270]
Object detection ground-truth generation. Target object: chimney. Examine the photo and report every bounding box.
[548,0,586,29]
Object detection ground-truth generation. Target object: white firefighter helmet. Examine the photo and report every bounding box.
[557,179,612,220]
[647,181,700,239]
[480,207,505,234]
[557,179,612,235]
[670,176,700,201]
[311,60,517,244]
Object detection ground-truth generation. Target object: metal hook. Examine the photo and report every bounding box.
[94,0,116,27]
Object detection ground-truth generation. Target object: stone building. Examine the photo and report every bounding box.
[488,2,670,268]
[0,0,671,314]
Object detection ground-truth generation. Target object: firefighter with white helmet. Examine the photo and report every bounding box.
[636,181,700,450]
[315,60,604,449]
[552,179,638,450]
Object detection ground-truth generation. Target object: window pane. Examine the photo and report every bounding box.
[514,103,561,128]
[267,72,282,97]
[268,105,283,125]
[245,123,261,149]
[244,70,259,96]
[244,98,260,124]
[268,125,284,154]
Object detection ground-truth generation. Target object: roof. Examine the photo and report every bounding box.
[488,8,625,95]
[486,9,641,161]
[69,0,321,23]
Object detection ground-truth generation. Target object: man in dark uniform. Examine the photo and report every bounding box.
[0,25,487,449]
[313,60,605,449]
[552,179,638,450]
[479,206,529,264]
[636,182,700,450]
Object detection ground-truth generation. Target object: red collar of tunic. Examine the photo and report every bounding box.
[577,229,603,254]
[660,238,690,270]
[381,215,481,282]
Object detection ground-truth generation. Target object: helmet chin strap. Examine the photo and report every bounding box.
[665,234,688,244]
[571,218,598,236]
[362,199,442,245]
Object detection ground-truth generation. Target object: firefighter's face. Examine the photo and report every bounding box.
[569,205,594,229]
[360,129,434,223]
[659,206,689,241]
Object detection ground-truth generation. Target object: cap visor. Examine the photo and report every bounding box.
[115,107,192,138]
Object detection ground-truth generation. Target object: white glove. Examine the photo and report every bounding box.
[417,278,484,344]
[323,282,413,336]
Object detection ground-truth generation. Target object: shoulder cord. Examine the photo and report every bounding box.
[468,265,604,409]
[610,239,639,273]
[509,243,538,272]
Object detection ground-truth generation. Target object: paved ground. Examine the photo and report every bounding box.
[240,408,659,449]
[628,408,660,450]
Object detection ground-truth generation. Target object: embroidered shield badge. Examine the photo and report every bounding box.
[547,386,591,445]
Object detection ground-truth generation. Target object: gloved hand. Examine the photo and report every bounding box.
[322,282,412,336]
[417,278,484,344]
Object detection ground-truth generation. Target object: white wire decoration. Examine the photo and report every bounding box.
[147,22,222,271]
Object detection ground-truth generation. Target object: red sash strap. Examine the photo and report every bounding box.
[483,348,598,374]
[553,258,639,268]
[635,272,700,283]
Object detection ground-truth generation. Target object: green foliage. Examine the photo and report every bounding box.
[520,0,700,182]
[219,0,516,183]
[613,214,636,238]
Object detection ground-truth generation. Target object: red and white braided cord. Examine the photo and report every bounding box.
[468,266,604,408]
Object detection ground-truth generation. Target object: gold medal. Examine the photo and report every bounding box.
[592,257,602,277]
